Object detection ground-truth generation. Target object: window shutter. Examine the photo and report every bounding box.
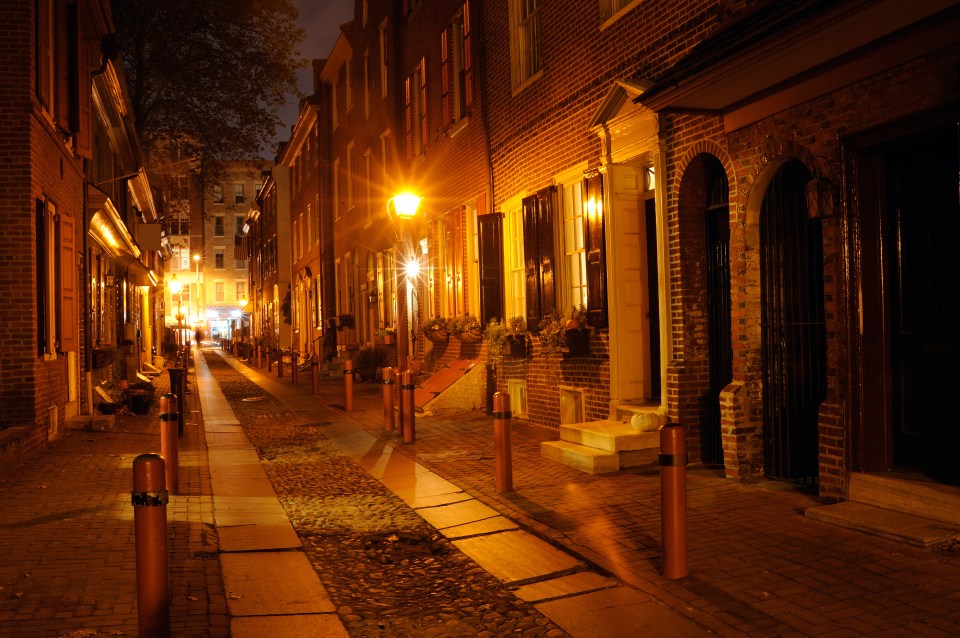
[444,213,457,315]
[522,194,541,325]
[453,206,464,313]
[419,58,428,151]
[37,0,52,108]
[75,38,92,158]
[56,0,71,129]
[463,0,474,112]
[537,187,557,319]
[477,212,504,325]
[441,28,452,126]
[583,172,608,328]
[404,75,414,159]
[58,212,77,352]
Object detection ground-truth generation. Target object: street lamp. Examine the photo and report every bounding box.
[169,274,183,349]
[193,254,202,336]
[387,191,423,377]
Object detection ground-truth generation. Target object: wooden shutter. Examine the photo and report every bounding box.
[478,213,504,324]
[419,58,428,151]
[583,172,608,328]
[37,0,52,109]
[443,209,464,315]
[537,188,557,319]
[463,0,474,112]
[75,32,92,158]
[58,212,77,351]
[441,28,452,126]
[404,75,414,159]
[522,194,540,324]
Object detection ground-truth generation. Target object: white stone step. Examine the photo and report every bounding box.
[559,419,659,452]
[806,501,959,548]
[541,441,619,474]
[849,472,960,526]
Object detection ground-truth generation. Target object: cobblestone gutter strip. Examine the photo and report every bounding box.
[202,352,568,638]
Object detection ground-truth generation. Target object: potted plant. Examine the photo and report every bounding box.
[450,314,482,343]
[421,316,450,343]
[485,316,529,367]
[124,380,155,415]
[564,304,591,356]
[375,327,397,344]
[537,313,565,357]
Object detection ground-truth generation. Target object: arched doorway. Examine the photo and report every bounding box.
[760,160,825,483]
[703,162,732,465]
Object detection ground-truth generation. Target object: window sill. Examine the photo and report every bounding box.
[511,70,543,98]
[446,116,470,139]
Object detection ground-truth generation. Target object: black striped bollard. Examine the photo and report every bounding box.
[493,392,513,493]
[132,454,170,638]
[401,370,416,443]
[159,393,179,495]
[344,359,355,411]
[660,423,688,579]
[382,367,395,432]
[311,353,319,394]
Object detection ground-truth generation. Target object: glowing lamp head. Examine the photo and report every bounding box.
[169,276,182,294]
[391,192,422,220]
[405,258,420,279]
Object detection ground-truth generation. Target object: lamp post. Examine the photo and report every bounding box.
[237,297,248,355]
[388,192,423,376]
[192,254,202,336]
[169,275,183,349]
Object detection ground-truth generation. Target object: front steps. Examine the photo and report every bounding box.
[541,420,659,474]
[806,472,960,548]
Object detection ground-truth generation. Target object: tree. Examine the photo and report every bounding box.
[111,0,305,163]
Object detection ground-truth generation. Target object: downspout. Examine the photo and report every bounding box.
[475,0,495,215]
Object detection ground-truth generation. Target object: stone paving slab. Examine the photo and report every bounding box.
[416,498,501,530]
[514,571,620,603]
[221,551,336,616]
[232,614,350,638]
[438,515,520,539]
[536,587,713,638]
[379,471,464,505]
[453,530,584,586]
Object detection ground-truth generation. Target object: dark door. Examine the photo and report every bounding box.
[703,169,731,465]
[885,125,960,483]
[760,160,826,482]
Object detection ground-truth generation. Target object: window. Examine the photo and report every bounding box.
[442,3,473,127]
[213,184,223,203]
[334,159,341,220]
[364,151,372,224]
[234,183,244,204]
[560,180,587,309]
[215,281,225,303]
[332,74,339,129]
[37,199,77,355]
[236,281,247,301]
[306,204,313,246]
[215,249,224,269]
[438,207,465,317]
[235,257,245,270]
[504,203,526,319]
[600,0,641,23]
[345,57,353,111]
[363,49,370,120]
[404,58,427,159]
[509,0,542,90]
[235,216,245,235]
[214,215,224,237]
[378,19,389,98]
[255,182,263,199]
[346,142,355,210]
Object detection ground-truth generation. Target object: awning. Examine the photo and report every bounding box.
[636,0,960,132]
[88,188,158,287]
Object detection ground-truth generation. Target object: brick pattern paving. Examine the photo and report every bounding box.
[256,359,960,638]
[0,365,228,638]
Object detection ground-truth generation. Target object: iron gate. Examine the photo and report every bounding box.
[704,168,731,465]
[760,161,826,483]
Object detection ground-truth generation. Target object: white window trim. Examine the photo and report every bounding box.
[501,194,525,320]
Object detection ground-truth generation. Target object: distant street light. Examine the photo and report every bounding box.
[169,274,183,349]
[387,191,423,377]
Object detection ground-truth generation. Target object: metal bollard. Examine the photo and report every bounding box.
[401,370,416,444]
[381,367,396,432]
[257,344,262,368]
[493,392,513,493]
[291,351,299,383]
[167,368,185,437]
[267,347,273,372]
[311,353,319,394]
[344,359,355,411]
[659,423,688,579]
[277,348,284,377]
[159,394,179,495]
[132,453,170,638]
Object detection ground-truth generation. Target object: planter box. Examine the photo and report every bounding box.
[454,329,482,344]
[504,334,528,357]
[564,328,591,357]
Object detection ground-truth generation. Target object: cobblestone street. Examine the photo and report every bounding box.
[204,352,569,637]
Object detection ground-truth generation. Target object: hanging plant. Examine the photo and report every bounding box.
[421,316,449,343]
[450,314,482,343]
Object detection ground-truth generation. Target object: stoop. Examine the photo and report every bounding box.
[541,420,659,474]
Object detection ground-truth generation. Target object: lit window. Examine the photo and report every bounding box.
[213,184,223,203]
[234,184,244,204]
[509,0,541,90]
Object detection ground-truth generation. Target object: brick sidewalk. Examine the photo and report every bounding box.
[238,351,960,638]
[0,360,228,638]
